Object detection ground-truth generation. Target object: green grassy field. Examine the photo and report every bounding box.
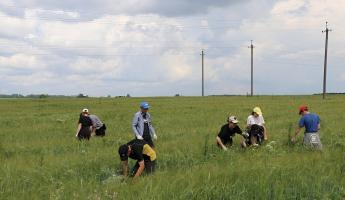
[1,95,345,199]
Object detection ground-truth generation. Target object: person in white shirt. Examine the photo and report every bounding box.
[246,107,268,146]
[89,114,106,137]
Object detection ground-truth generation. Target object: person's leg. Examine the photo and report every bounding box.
[228,137,233,146]
[100,124,106,136]
[95,128,101,136]
[86,130,91,140]
[144,160,156,174]
[257,133,263,145]
[96,124,106,136]
[78,128,88,140]
[250,135,257,146]
[309,133,323,150]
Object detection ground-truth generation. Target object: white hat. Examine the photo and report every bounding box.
[228,116,239,124]
[82,108,89,113]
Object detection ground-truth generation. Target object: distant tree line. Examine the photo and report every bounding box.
[0,93,86,98]
[0,93,134,98]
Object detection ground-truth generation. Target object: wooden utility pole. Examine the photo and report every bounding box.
[322,22,331,99]
[248,40,255,96]
[201,49,205,96]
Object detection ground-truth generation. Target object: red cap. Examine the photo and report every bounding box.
[299,105,308,114]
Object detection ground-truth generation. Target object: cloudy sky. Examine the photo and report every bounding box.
[0,0,344,96]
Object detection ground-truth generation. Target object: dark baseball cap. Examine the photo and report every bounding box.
[118,144,129,161]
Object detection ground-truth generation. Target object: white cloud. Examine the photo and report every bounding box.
[69,57,122,76]
[158,54,195,81]
[0,0,345,96]
[0,1,15,7]
[337,74,345,82]
[0,54,46,70]
[4,71,56,86]
[24,8,80,19]
[271,0,308,16]
[0,12,36,39]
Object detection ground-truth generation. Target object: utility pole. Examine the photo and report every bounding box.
[201,49,205,96]
[322,22,331,99]
[248,40,254,96]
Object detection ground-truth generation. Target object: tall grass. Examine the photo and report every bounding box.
[0,95,345,199]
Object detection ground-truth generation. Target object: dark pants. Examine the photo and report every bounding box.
[78,127,91,140]
[130,160,156,177]
[143,132,154,148]
[248,124,264,145]
[95,124,106,136]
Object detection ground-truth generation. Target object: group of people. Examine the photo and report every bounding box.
[77,101,323,178]
[118,102,157,178]
[75,108,107,140]
[216,107,268,150]
[216,106,322,151]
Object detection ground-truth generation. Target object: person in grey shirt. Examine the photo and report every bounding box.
[132,102,157,147]
[89,114,106,137]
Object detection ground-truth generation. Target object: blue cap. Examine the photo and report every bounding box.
[140,102,150,109]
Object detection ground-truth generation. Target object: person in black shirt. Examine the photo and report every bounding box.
[216,115,244,151]
[75,108,93,140]
[118,139,157,178]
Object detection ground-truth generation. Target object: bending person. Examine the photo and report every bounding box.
[89,114,106,137]
[118,139,157,178]
[291,105,322,150]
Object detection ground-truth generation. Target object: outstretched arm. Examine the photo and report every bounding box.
[134,161,145,178]
[76,123,81,137]
[291,127,302,144]
[216,136,227,151]
[121,161,129,176]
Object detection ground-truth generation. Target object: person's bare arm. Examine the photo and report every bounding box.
[216,136,227,151]
[91,127,96,136]
[121,161,129,176]
[263,126,268,140]
[291,127,302,144]
[134,161,145,178]
[76,123,81,137]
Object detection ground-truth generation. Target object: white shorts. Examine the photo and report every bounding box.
[303,132,322,150]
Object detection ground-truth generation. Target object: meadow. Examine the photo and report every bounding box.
[0,95,344,199]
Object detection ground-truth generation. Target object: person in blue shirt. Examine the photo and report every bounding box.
[291,105,322,150]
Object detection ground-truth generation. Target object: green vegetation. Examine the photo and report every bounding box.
[1,95,344,199]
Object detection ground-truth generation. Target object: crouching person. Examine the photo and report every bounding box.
[118,139,156,178]
[216,116,244,151]
[242,124,265,147]
[291,105,322,150]
[243,107,267,147]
